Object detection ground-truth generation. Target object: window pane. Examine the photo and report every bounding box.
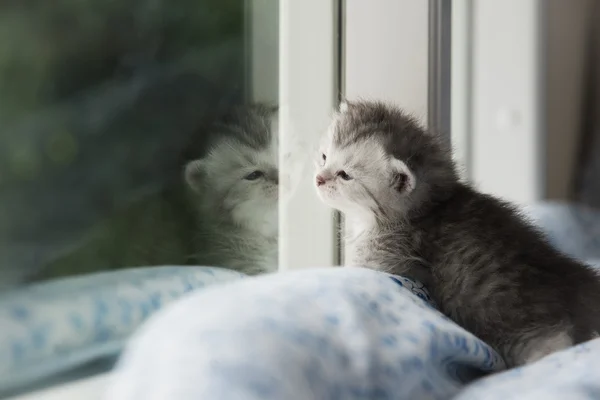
[0,0,278,395]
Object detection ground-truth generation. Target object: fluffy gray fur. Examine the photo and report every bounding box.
[185,104,280,275]
[315,99,600,367]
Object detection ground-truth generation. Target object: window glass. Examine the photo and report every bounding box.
[0,0,279,286]
[0,0,279,395]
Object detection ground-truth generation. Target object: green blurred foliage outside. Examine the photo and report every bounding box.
[0,0,248,283]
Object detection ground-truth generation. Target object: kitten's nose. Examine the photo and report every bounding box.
[316,175,327,186]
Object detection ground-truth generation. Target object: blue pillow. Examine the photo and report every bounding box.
[0,266,246,394]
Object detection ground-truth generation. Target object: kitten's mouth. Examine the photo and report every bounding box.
[316,182,334,192]
[315,183,336,203]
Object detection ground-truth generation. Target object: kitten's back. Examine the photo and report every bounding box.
[417,183,600,355]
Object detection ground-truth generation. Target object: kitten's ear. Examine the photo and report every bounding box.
[184,159,207,193]
[389,158,416,194]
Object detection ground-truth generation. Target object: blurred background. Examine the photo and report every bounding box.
[0,0,247,288]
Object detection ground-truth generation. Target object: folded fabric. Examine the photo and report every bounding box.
[0,266,245,396]
[103,202,600,399]
[455,338,600,399]
[106,267,505,400]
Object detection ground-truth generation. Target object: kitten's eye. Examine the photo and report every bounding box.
[322,153,327,162]
[244,170,264,181]
[336,170,352,181]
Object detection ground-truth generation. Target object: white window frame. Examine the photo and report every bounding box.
[452,0,545,205]
[278,0,340,270]
[451,0,474,181]
[6,375,109,400]
[11,0,456,397]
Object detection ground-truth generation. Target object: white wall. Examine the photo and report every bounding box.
[468,0,544,204]
[456,0,595,203]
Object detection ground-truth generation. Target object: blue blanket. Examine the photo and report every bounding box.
[104,266,599,400]
[105,202,600,399]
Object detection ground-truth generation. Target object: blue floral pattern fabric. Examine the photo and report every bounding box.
[106,202,600,399]
[455,339,600,399]
[106,267,505,400]
[0,266,245,395]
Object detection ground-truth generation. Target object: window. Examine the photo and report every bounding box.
[0,0,265,286]
[0,0,285,397]
[1,0,454,397]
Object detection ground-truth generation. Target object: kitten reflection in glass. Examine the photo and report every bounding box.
[185,104,302,276]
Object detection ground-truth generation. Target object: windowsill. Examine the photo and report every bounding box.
[6,374,110,400]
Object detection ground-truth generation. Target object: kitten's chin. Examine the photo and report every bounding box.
[232,201,278,238]
[316,191,364,218]
[322,201,381,232]
[315,188,338,209]
[248,221,278,239]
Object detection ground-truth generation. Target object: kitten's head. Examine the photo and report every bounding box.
[185,104,279,237]
[314,100,458,221]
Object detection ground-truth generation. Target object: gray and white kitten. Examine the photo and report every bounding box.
[314,100,600,367]
[185,104,300,275]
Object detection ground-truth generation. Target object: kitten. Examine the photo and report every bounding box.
[314,100,600,367]
[185,104,301,275]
